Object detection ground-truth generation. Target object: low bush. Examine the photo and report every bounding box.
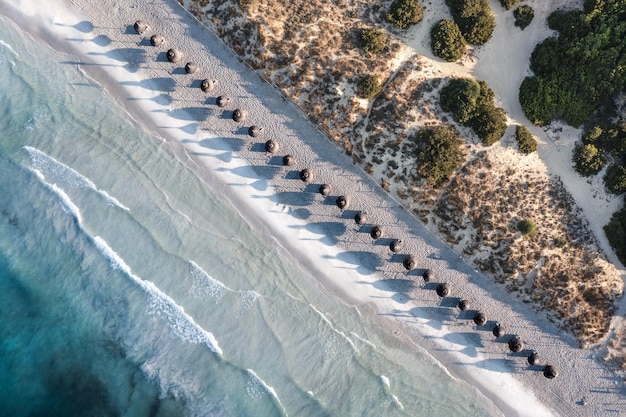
[430,19,467,62]
[515,125,537,154]
[517,219,537,237]
[604,198,626,265]
[513,5,534,29]
[500,0,522,9]
[445,0,495,45]
[604,164,626,195]
[386,0,423,29]
[413,125,466,188]
[356,74,381,99]
[360,27,387,54]
[573,143,606,176]
[440,78,507,146]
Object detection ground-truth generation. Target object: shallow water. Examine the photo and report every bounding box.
[0,16,499,417]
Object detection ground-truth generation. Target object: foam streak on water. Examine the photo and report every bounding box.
[93,236,223,356]
[23,146,130,211]
[246,369,288,417]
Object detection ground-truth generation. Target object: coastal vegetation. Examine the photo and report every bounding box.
[499,0,522,9]
[430,19,466,62]
[414,125,465,188]
[386,0,423,29]
[360,27,387,54]
[515,125,537,154]
[604,199,626,264]
[517,219,537,237]
[444,0,495,45]
[357,74,382,98]
[513,5,534,29]
[573,143,605,176]
[440,78,507,146]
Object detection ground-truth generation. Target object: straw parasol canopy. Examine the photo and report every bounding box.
[248,125,262,137]
[167,48,182,63]
[336,196,349,210]
[265,140,279,154]
[134,20,148,34]
[390,239,403,252]
[319,183,331,195]
[436,283,450,297]
[527,351,539,365]
[508,336,524,352]
[473,311,486,326]
[283,155,296,166]
[185,62,198,74]
[458,299,469,311]
[370,225,383,239]
[299,168,313,182]
[200,79,214,93]
[543,365,557,379]
[402,255,416,271]
[354,211,366,225]
[492,323,505,337]
[150,34,163,46]
[422,269,432,282]
[232,108,246,122]
[217,95,230,108]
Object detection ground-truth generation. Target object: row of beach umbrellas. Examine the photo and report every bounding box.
[132,19,557,380]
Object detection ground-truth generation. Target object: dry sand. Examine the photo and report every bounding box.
[4,0,625,415]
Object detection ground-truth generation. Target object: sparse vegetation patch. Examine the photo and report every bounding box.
[360,27,387,54]
[386,0,423,29]
[414,125,465,188]
[515,125,537,154]
[357,74,382,99]
[513,5,534,29]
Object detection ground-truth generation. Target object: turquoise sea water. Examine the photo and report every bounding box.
[0,16,500,417]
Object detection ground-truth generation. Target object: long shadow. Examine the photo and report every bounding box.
[67,34,112,47]
[372,278,417,294]
[127,93,174,106]
[196,137,245,152]
[327,250,384,274]
[152,107,211,122]
[157,122,198,135]
[455,358,519,374]
[120,77,177,92]
[275,190,316,207]
[88,48,147,64]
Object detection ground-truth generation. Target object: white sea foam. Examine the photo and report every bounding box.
[310,304,358,354]
[23,146,130,211]
[51,183,82,223]
[189,260,227,302]
[380,375,405,411]
[94,236,222,355]
[246,369,288,416]
[0,39,18,58]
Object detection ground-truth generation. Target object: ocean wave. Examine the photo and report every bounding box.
[23,146,130,211]
[189,260,228,302]
[94,236,223,355]
[28,166,83,224]
[0,39,18,58]
[310,304,359,354]
[380,375,405,411]
[246,369,288,416]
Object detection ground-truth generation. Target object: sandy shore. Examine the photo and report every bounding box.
[4,0,625,415]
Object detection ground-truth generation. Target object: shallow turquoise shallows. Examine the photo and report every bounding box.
[0,16,498,417]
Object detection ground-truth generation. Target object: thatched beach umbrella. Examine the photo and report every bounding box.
[299,169,313,182]
[167,48,182,63]
[248,125,262,137]
[492,323,505,338]
[232,108,246,122]
[436,283,450,297]
[370,225,383,239]
[543,365,557,379]
[402,255,416,271]
[217,95,230,108]
[458,299,469,311]
[336,196,349,210]
[150,34,163,46]
[319,183,331,196]
[200,79,214,93]
[527,351,539,366]
[390,239,403,252]
[508,336,524,352]
[134,20,148,34]
[283,155,296,166]
[473,311,486,326]
[354,211,366,225]
[265,140,279,154]
[185,62,198,74]
[422,269,432,282]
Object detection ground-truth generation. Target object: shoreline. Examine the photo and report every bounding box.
[3,0,624,416]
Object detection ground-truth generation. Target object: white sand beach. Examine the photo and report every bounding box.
[3,0,624,415]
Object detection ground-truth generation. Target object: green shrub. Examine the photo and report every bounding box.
[517,219,537,237]
[386,0,423,29]
[515,125,537,154]
[445,0,495,45]
[573,143,606,176]
[500,0,522,9]
[513,5,534,29]
[554,236,567,248]
[604,199,626,264]
[414,125,466,188]
[238,0,256,10]
[430,19,467,62]
[604,164,626,195]
[440,78,507,146]
[356,74,381,99]
[360,28,387,54]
